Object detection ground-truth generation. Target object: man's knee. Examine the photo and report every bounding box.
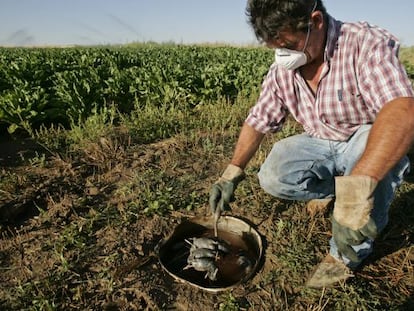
[257,168,303,200]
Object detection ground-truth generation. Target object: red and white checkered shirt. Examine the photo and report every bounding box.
[246,15,414,141]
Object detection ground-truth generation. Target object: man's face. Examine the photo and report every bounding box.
[266,11,325,65]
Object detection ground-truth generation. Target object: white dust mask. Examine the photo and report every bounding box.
[274,48,307,70]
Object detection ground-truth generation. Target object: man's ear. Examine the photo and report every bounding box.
[310,12,324,30]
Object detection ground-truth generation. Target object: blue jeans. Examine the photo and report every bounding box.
[257,125,410,267]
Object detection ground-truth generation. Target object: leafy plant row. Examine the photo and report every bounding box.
[0,44,273,133]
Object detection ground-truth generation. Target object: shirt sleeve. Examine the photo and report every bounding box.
[357,28,414,112]
[245,64,287,134]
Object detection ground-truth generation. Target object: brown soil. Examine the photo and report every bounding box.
[0,135,413,310]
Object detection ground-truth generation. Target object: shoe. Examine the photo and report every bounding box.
[306,254,353,288]
[306,198,333,217]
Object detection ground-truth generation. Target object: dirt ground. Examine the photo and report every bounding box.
[0,135,413,310]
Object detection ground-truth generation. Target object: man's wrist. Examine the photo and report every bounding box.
[333,175,378,230]
[222,164,245,182]
[350,166,381,182]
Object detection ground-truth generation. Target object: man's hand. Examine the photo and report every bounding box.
[209,164,245,215]
[332,175,378,263]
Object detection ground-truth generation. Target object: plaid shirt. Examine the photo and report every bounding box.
[246,15,414,141]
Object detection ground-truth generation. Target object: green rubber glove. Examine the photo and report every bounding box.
[209,164,245,215]
[332,175,378,263]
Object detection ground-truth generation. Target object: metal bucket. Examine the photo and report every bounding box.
[155,215,263,292]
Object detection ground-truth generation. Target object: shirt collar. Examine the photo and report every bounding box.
[324,15,343,61]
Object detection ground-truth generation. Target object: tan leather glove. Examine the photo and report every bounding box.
[332,175,378,263]
[209,164,245,215]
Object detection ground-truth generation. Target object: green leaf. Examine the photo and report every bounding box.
[7,123,19,134]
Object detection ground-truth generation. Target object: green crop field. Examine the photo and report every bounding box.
[0,44,273,135]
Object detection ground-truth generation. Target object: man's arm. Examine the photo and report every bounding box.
[230,122,265,169]
[351,97,414,180]
[209,122,265,214]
